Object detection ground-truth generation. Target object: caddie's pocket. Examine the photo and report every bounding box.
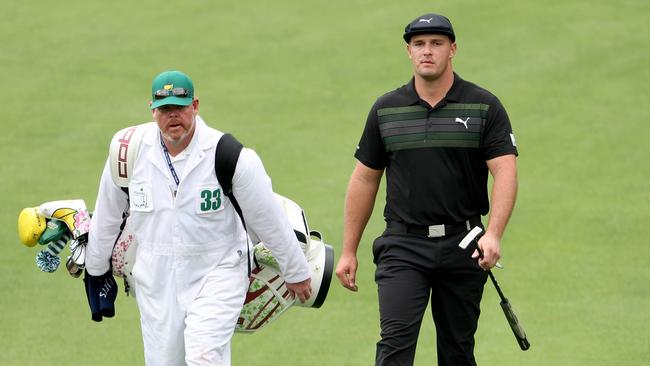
[129,182,154,212]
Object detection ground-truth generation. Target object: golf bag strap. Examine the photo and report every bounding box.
[215,133,251,276]
[109,122,153,188]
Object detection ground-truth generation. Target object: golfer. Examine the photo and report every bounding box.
[335,13,519,365]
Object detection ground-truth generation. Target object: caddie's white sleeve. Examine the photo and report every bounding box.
[86,159,129,276]
[232,148,310,283]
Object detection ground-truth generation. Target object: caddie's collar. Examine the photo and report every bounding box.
[193,115,214,151]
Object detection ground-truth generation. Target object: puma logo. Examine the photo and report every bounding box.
[455,117,470,129]
[419,18,433,23]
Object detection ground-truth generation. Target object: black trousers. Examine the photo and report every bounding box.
[373,229,488,366]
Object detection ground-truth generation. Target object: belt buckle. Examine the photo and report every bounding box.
[427,224,445,238]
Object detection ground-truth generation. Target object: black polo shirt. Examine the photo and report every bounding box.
[355,73,518,225]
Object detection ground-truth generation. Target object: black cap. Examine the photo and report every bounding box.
[403,13,455,43]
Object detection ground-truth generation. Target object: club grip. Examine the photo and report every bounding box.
[500,299,530,351]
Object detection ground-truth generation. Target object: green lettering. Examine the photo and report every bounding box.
[200,190,212,211]
[212,189,221,210]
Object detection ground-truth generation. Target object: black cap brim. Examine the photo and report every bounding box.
[404,30,455,43]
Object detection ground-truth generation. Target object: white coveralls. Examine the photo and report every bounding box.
[86,117,311,366]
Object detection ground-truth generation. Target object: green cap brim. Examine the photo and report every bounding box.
[150,96,193,110]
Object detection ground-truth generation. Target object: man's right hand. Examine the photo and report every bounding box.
[335,254,359,292]
[286,277,312,304]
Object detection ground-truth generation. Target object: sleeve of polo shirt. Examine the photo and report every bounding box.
[354,101,388,169]
[232,148,310,283]
[482,96,519,160]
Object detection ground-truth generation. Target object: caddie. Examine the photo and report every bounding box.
[85,70,312,366]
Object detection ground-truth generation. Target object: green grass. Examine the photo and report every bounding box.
[1,0,648,365]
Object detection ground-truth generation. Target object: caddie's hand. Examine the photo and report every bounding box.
[335,254,359,292]
[84,269,118,322]
[286,278,312,304]
[473,232,501,271]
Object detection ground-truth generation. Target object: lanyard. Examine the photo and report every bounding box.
[160,134,180,189]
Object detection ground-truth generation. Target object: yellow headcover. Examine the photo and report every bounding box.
[48,208,77,232]
[18,207,47,247]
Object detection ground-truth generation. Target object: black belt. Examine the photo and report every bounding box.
[386,217,481,238]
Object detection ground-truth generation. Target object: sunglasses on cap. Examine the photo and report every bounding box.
[153,88,191,99]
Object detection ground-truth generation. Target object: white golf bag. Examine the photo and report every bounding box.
[234,195,334,332]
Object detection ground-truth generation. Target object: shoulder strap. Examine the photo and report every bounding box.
[215,133,243,198]
[215,133,244,228]
[215,133,252,275]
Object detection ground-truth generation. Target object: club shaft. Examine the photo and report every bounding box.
[485,254,530,351]
[487,270,506,302]
[461,232,530,351]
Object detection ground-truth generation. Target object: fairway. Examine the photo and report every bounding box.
[1,1,648,365]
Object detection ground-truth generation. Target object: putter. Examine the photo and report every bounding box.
[459,227,530,351]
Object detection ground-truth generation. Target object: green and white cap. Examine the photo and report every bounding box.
[150,70,194,110]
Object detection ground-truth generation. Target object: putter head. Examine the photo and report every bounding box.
[458,226,483,250]
[458,226,504,269]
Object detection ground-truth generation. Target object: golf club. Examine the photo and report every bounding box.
[459,227,530,351]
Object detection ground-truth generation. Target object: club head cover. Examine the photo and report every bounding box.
[84,270,118,322]
[84,271,102,321]
[99,273,118,318]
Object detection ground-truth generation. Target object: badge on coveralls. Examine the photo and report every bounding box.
[196,186,224,214]
[129,182,153,212]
